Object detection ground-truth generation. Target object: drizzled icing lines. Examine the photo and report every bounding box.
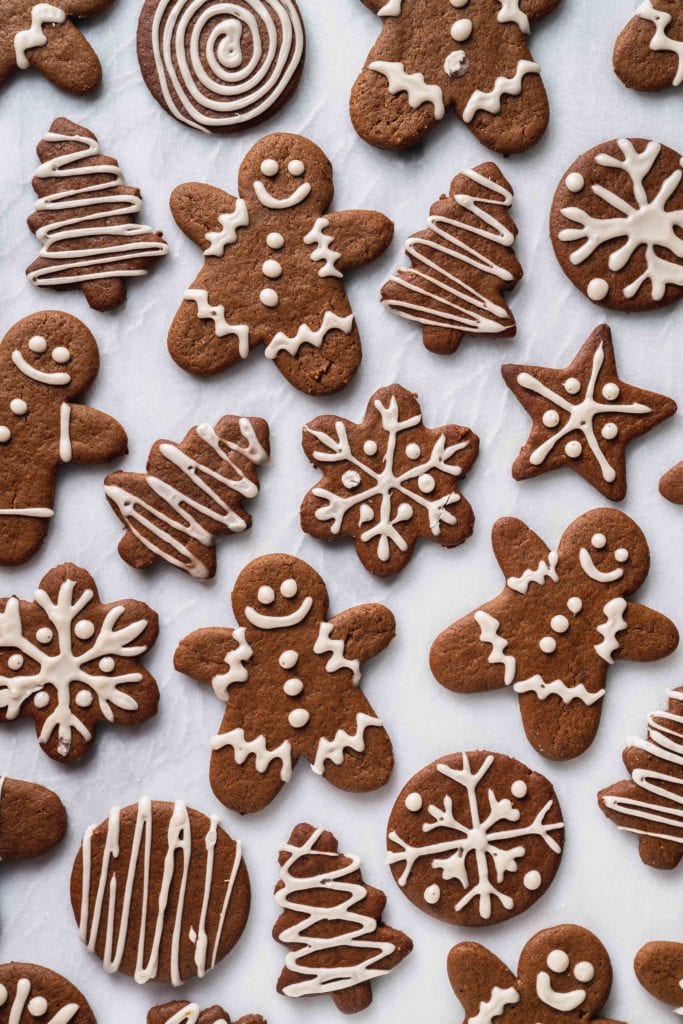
[0,977,78,1023]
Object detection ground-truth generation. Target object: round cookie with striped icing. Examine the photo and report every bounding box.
[0,962,96,1024]
[70,799,250,986]
[614,1,683,91]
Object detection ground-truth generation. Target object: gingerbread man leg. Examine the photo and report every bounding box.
[350,65,442,150]
[315,690,394,793]
[518,691,603,761]
[168,291,251,377]
[210,705,295,814]
[270,317,362,396]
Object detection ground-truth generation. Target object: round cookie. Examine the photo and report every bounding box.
[614,1,683,92]
[71,799,250,986]
[0,962,96,1023]
[386,751,564,927]
[137,0,306,134]
[550,137,683,312]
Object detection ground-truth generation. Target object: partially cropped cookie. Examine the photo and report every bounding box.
[0,775,66,862]
[636,941,683,1015]
[72,799,249,986]
[137,0,305,133]
[174,554,395,813]
[430,509,679,760]
[550,137,683,311]
[0,1,114,94]
[381,162,522,354]
[661,461,683,503]
[614,1,683,91]
[0,962,96,1023]
[350,0,561,154]
[168,132,393,395]
[274,823,412,1014]
[27,118,168,311]
[148,1004,266,1024]
[502,324,676,501]
[448,925,623,1023]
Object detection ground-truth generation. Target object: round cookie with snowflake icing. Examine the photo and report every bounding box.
[386,751,564,927]
[550,137,683,312]
[0,962,96,1023]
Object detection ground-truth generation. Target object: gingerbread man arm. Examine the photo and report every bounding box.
[491,517,551,583]
[618,603,679,662]
[26,18,102,94]
[170,183,242,250]
[67,405,128,463]
[174,628,238,685]
[635,942,683,1011]
[447,942,518,1022]
[327,604,396,661]
[522,0,563,21]
[323,211,394,270]
[358,0,388,12]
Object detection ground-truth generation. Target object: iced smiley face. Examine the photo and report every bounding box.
[561,508,649,595]
[233,555,327,631]
[518,927,612,1017]
[239,133,333,217]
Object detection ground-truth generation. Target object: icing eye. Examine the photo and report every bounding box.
[10,399,27,416]
[260,158,279,177]
[573,961,595,983]
[547,949,570,974]
[288,159,305,176]
[406,443,421,460]
[280,578,298,598]
[615,547,629,562]
[267,232,285,249]
[28,335,48,354]
[363,439,378,456]
[342,470,361,490]
[75,619,95,640]
[99,657,115,673]
[8,653,23,671]
[563,377,581,395]
[258,585,275,605]
[0,426,11,443]
[591,533,607,549]
[51,346,71,364]
[36,627,53,644]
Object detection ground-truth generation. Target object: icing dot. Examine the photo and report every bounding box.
[405,443,421,460]
[28,335,47,353]
[551,614,569,633]
[279,650,299,670]
[28,996,48,1015]
[563,377,581,395]
[8,653,23,671]
[267,232,284,249]
[261,159,278,176]
[547,949,570,974]
[288,708,310,728]
[602,382,620,401]
[565,172,585,193]
[567,596,583,614]
[288,159,305,176]
[363,439,378,456]
[444,50,467,76]
[523,870,542,890]
[75,619,95,640]
[281,578,298,598]
[591,533,607,549]
[258,585,275,605]
[10,398,27,415]
[587,277,609,301]
[404,792,423,812]
[418,473,436,494]
[511,780,527,799]
[564,440,582,458]
[0,426,10,443]
[451,18,472,40]
[615,547,629,562]
[262,259,282,279]
[601,422,618,440]
[36,627,53,644]
[51,346,71,364]
[574,961,595,983]
[540,636,556,654]
[34,691,50,709]
[397,501,414,520]
[99,657,115,673]
[342,469,362,489]
[424,884,441,904]
[260,288,279,307]
[542,409,560,428]
[283,678,304,697]
[76,690,94,708]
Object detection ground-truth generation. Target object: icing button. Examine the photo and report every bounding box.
[10,399,27,416]
[262,259,282,279]
[267,232,285,249]
[283,678,304,697]
[0,426,11,443]
[288,707,310,728]
[260,287,279,307]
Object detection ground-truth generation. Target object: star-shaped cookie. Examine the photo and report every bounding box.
[502,324,676,500]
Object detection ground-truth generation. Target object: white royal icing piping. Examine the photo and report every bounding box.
[304,217,343,278]
[507,551,559,594]
[245,596,313,630]
[312,713,384,775]
[0,976,78,1023]
[253,178,311,209]
[594,597,627,663]
[636,0,683,87]
[59,401,72,463]
[204,198,250,256]
[313,620,361,684]
[579,546,624,583]
[163,1008,229,1024]
[496,0,529,33]
[264,310,354,359]
[378,0,402,14]
[462,60,540,123]
[211,625,253,701]
[11,348,71,386]
[468,985,521,1024]
[369,61,445,118]
[14,4,66,69]
[184,289,250,359]
[536,968,586,1012]
[211,727,293,781]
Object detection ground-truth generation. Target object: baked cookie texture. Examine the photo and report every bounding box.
[0,776,66,861]
[660,461,683,503]
[0,962,97,1023]
[148,1003,265,1024]
[614,1,683,91]
[635,941,683,1015]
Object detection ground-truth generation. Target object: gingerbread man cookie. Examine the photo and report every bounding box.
[168,132,393,395]
[0,1,114,94]
[148,1004,265,1024]
[0,311,127,566]
[0,963,96,1024]
[174,553,395,813]
[502,324,676,501]
[0,563,159,763]
[430,509,679,760]
[448,925,624,1024]
[350,0,561,154]
[635,942,683,1015]
[660,461,683,503]
[301,384,478,576]
[614,1,683,91]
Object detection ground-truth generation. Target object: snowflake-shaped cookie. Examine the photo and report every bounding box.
[0,563,159,762]
[502,324,676,500]
[386,751,564,926]
[301,384,478,576]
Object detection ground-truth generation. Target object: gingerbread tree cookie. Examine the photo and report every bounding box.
[168,132,393,395]
[0,1,114,94]
[448,924,623,1024]
[148,1004,265,1024]
[27,118,168,311]
[636,941,683,1015]
[599,685,683,869]
[381,163,522,354]
[430,509,679,760]
[0,963,96,1023]
[105,416,269,580]
[660,461,683,503]
[0,563,159,762]
[350,0,561,155]
[502,325,676,501]
[614,1,683,91]
[274,823,412,1014]
[0,310,127,566]
[175,554,395,814]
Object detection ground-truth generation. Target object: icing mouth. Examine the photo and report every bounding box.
[11,349,71,386]
[245,596,313,629]
[253,180,312,210]
[536,971,586,1012]
[579,547,624,583]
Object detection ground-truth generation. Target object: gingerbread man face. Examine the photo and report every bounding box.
[231,556,329,631]
[557,509,649,597]
[238,134,333,220]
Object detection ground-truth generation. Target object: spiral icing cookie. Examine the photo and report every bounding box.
[137,0,305,134]
[386,751,564,926]
[0,963,96,1023]
[550,137,683,311]
[614,1,683,91]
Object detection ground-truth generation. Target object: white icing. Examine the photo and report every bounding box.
[204,198,250,256]
[378,0,402,13]
[507,551,559,594]
[511,779,527,798]
[579,546,625,583]
[14,4,66,69]
[566,172,585,193]
[260,287,279,307]
[11,348,70,386]
[253,178,311,209]
[59,401,72,463]
[304,218,343,278]
[0,976,78,1023]
[595,597,628,663]
[369,61,445,118]
[264,310,354,359]
[462,61,540,123]
[404,792,422,812]
[261,159,279,176]
[245,595,313,629]
[184,288,250,357]
[539,636,556,653]
[267,232,284,248]
[288,159,305,176]
[587,277,609,301]
[211,626,253,701]
[636,0,683,87]
[444,50,468,76]
[496,0,529,33]
[468,986,520,1024]
[211,727,293,780]
[451,19,472,42]
[289,707,310,728]
[423,883,440,904]
[312,713,383,774]
[262,259,282,278]
[313,620,361,684]
[575,961,595,983]
[536,969,586,1012]
[547,949,570,973]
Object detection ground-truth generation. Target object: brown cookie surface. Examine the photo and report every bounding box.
[71,799,250,986]
[301,384,479,576]
[137,0,305,134]
[0,776,66,861]
[274,822,412,1014]
[381,162,522,354]
[449,924,623,1023]
[614,1,683,91]
[502,324,676,501]
[660,461,683,503]
[168,132,393,395]
[149,1002,266,1024]
[174,554,395,814]
[430,509,679,760]
[0,1,114,94]
[0,311,127,566]
[550,137,683,312]
[0,563,159,763]
[635,941,683,1014]
[0,962,96,1023]
[105,415,269,580]
[350,0,561,154]
[386,751,564,927]
[27,118,168,311]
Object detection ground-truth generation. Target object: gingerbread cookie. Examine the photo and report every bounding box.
[149,1003,265,1024]
[0,563,159,763]
[430,509,679,760]
[301,384,478,576]
[0,1,113,94]
[0,963,96,1023]
[635,942,683,1015]
[502,324,676,501]
[381,163,522,354]
[72,799,249,986]
[350,0,561,154]
[448,925,623,1023]
[550,137,683,311]
[274,823,412,1014]
[599,685,683,869]
[387,751,563,926]
[137,0,305,134]
[174,553,395,813]
[105,416,269,580]
[0,775,66,863]
[27,118,168,311]
[661,461,683,503]
[614,1,683,91]
[168,132,393,395]
[0,311,127,566]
